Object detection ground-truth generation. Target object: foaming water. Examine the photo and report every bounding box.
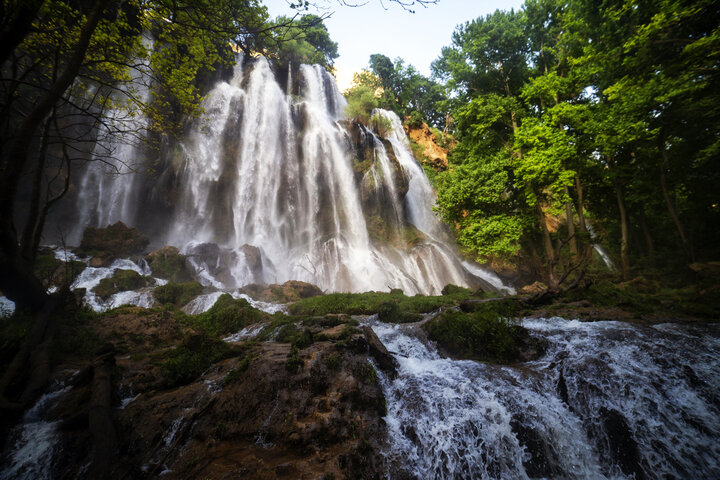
[371,318,720,479]
[0,384,71,480]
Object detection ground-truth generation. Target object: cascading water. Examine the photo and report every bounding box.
[371,317,720,479]
[66,56,503,295]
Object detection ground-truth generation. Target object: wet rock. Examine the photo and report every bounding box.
[239,244,263,282]
[362,326,398,378]
[510,415,562,478]
[185,242,242,288]
[600,407,645,479]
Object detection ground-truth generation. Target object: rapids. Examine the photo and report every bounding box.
[370,317,720,479]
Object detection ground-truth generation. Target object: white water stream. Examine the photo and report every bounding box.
[371,317,720,479]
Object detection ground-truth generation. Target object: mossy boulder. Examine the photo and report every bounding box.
[185,294,267,337]
[145,246,193,283]
[154,281,204,307]
[77,222,149,264]
[239,280,324,303]
[424,309,545,363]
[93,269,153,300]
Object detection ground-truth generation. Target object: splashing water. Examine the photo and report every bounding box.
[371,317,720,479]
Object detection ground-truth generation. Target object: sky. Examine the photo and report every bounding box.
[263,0,525,90]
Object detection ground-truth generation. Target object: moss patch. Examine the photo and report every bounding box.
[161,334,235,387]
[289,290,490,318]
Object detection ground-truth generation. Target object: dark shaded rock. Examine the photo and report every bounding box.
[362,326,398,378]
[510,415,562,478]
[185,242,242,288]
[239,244,263,282]
[77,222,149,260]
[600,407,646,480]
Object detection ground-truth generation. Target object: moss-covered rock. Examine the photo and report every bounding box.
[289,290,487,318]
[239,280,324,303]
[145,246,193,283]
[77,222,149,262]
[424,309,542,363]
[92,269,153,300]
[185,293,268,337]
[154,281,203,307]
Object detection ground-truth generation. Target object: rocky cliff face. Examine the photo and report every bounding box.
[404,122,450,171]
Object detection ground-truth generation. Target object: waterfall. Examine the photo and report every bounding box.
[67,56,508,295]
[73,39,154,239]
[371,318,720,479]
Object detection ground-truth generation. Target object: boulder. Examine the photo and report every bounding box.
[145,246,193,283]
[77,222,149,261]
[239,280,324,303]
[362,326,398,378]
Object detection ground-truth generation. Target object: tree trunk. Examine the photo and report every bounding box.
[536,203,558,288]
[614,181,631,280]
[564,186,578,257]
[0,0,46,67]
[89,344,118,480]
[638,207,655,260]
[659,155,693,262]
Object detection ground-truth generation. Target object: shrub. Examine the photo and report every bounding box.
[406,110,424,128]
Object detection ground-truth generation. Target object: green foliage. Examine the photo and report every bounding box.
[270,14,338,69]
[161,334,234,387]
[324,352,341,370]
[154,281,203,307]
[93,269,153,300]
[424,310,525,363]
[344,84,379,124]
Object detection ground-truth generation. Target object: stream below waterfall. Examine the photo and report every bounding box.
[370,317,720,479]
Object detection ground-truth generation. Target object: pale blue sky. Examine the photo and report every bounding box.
[264,0,525,90]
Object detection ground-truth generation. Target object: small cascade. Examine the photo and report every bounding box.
[371,318,720,479]
[0,383,72,480]
[66,56,513,296]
